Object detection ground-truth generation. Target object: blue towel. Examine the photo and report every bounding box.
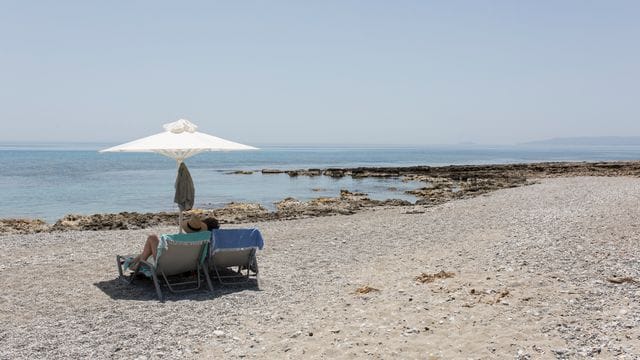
[211,228,264,251]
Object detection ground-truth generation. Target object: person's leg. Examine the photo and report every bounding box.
[140,234,160,261]
[131,234,160,266]
[147,234,159,261]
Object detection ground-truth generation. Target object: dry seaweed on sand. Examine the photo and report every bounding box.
[355,285,380,294]
[486,289,510,305]
[466,288,511,305]
[415,270,455,283]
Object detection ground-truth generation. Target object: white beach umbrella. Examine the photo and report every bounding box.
[100,118,258,231]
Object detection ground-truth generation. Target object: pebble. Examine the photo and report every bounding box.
[404,328,420,335]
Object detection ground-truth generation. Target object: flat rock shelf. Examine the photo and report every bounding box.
[3,161,640,235]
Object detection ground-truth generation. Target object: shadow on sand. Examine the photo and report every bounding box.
[94,273,259,302]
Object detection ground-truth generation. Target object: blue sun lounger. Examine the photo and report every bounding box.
[209,228,264,287]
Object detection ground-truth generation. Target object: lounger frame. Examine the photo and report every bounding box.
[209,247,260,287]
[116,240,213,301]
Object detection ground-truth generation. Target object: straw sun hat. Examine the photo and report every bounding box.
[181,215,208,233]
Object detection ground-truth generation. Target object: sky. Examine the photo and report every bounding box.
[1,1,639,146]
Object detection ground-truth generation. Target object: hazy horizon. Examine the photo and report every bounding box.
[2,1,639,145]
[5,135,640,150]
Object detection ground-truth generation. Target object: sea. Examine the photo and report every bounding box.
[2,142,640,223]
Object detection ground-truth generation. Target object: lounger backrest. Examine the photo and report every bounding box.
[210,229,264,268]
[157,231,211,276]
[212,248,255,268]
[211,229,264,252]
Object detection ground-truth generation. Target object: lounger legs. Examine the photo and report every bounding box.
[211,263,247,284]
[151,271,163,302]
[252,255,260,289]
[116,255,123,278]
[203,265,214,292]
[210,251,260,286]
[116,255,164,301]
[116,257,214,301]
[138,259,163,301]
[161,266,201,294]
[116,255,136,285]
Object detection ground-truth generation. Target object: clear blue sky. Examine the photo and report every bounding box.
[1,1,638,145]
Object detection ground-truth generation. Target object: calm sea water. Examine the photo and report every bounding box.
[2,143,640,222]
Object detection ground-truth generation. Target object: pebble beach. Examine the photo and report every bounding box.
[1,176,639,359]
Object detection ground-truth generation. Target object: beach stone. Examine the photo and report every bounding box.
[324,169,345,177]
[0,219,50,234]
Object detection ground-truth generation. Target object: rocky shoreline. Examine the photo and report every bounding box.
[2,160,639,235]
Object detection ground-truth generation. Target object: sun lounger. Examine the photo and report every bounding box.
[116,231,213,301]
[209,228,264,287]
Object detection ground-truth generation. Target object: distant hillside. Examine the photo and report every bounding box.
[523,136,640,146]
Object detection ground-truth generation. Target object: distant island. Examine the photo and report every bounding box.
[522,136,640,146]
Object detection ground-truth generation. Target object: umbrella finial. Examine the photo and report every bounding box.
[164,119,198,134]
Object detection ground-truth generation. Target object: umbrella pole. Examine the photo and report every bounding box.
[177,159,184,233]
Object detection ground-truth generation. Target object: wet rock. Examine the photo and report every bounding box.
[351,170,400,178]
[0,218,50,234]
[46,203,270,233]
[51,212,177,232]
[324,169,346,178]
[379,199,412,206]
[339,189,369,201]
[272,188,413,220]
[286,169,322,177]
[275,196,357,218]
[204,203,271,224]
[258,161,640,182]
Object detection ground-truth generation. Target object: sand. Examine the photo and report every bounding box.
[1,177,639,359]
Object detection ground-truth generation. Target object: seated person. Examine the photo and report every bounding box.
[127,215,219,270]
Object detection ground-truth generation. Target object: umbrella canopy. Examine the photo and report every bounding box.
[100,118,258,231]
[101,119,257,162]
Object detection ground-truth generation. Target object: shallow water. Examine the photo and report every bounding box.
[1,143,639,222]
